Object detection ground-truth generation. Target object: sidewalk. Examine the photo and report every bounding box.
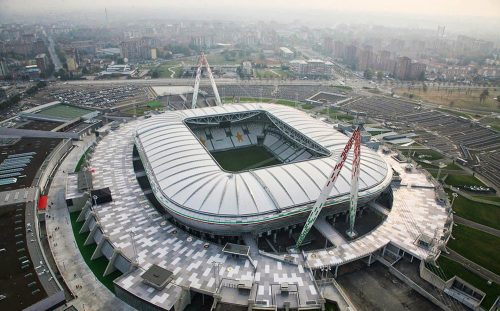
[45,136,134,311]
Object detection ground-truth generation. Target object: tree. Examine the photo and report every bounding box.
[376,71,383,81]
[57,68,68,80]
[422,83,428,93]
[496,95,500,103]
[479,89,489,104]
[418,71,426,81]
[363,68,374,80]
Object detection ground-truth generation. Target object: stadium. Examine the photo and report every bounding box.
[134,103,392,236]
[2,54,454,311]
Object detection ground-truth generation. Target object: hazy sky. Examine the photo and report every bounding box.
[1,0,499,17]
[1,0,500,37]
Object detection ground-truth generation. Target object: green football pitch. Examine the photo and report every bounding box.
[212,146,281,172]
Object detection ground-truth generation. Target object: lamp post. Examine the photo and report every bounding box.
[450,192,458,214]
[92,195,100,222]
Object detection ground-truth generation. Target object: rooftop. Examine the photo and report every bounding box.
[134,103,390,218]
[141,264,173,290]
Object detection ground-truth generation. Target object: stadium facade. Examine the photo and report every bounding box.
[134,103,392,235]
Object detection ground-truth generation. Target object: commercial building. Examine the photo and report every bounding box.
[99,64,137,77]
[279,47,294,59]
[119,37,158,60]
[289,59,334,77]
[393,56,412,80]
[35,53,49,74]
[409,61,427,80]
[0,59,9,78]
[393,57,426,80]
[240,61,253,77]
[356,46,374,71]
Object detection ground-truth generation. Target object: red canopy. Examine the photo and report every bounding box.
[38,195,48,210]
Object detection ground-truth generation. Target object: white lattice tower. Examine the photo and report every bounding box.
[295,127,361,248]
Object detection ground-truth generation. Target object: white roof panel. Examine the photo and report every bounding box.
[135,103,390,218]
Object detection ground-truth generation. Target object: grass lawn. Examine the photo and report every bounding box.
[70,212,122,292]
[445,190,500,230]
[74,148,91,172]
[275,99,299,107]
[445,174,486,187]
[394,87,500,112]
[223,97,299,108]
[444,162,462,170]
[147,100,162,108]
[155,61,184,78]
[418,161,464,178]
[205,53,246,65]
[319,109,354,121]
[212,146,281,171]
[431,257,500,310]
[479,116,500,131]
[121,106,146,116]
[302,103,315,110]
[447,224,500,275]
[473,195,500,203]
[411,149,444,161]
[332,85,353,92]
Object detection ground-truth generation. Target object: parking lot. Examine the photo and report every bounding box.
[341,96,500,187]
[0,203,48,310]
[0,121,62,192]
[201,84,351,102]
[49,85,147,109]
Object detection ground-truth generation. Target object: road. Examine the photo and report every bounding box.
[60,78,345,87]
[48,36,63,71]
[25,195,63,296]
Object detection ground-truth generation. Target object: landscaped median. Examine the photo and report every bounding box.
[74,147,91,172]
[69,211,123,292]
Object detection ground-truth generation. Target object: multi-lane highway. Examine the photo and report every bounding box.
[47,36,63,71]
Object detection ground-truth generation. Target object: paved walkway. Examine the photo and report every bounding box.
[454,216,500,238]
[45,136,134,311]
[314,217,347,247]
[444,249,500,284]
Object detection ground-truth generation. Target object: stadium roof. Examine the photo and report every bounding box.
[135,103,390,218]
